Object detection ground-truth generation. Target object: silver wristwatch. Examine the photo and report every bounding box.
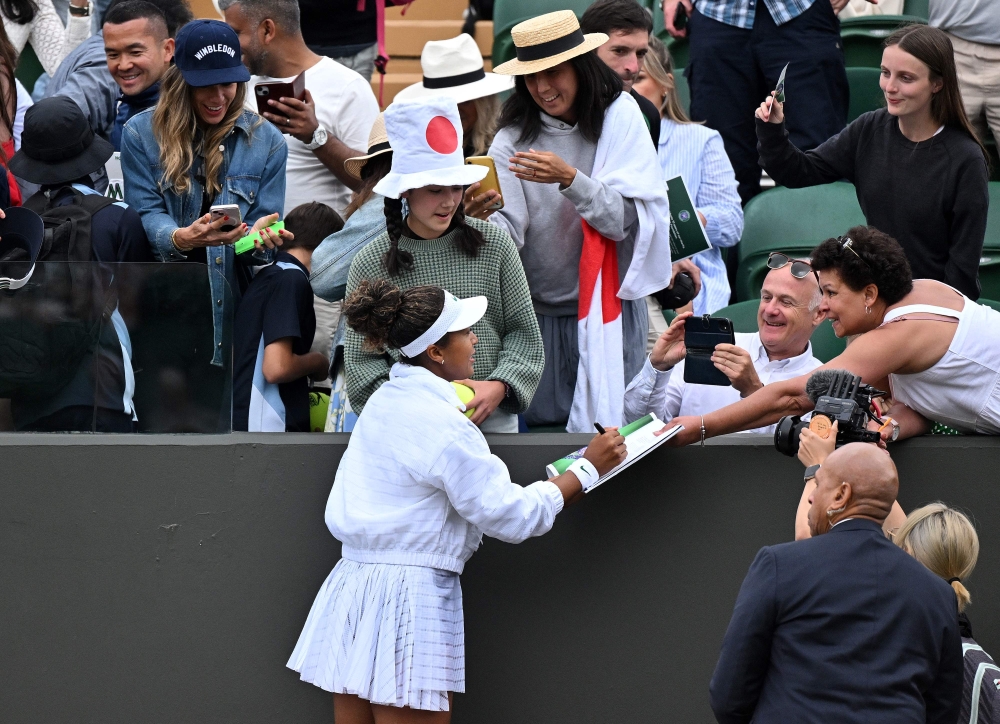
[303,126,328,151]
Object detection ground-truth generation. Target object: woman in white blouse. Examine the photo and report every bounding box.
[287,279,625,723]
[4,0,90,77]
[633,36,743,319]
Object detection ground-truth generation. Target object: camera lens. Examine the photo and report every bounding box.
[774,415,802,457]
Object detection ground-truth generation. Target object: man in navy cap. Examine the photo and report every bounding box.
[5,96,152,432]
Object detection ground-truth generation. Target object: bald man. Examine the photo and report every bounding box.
[626,262,823,432]
[710,444,963,724]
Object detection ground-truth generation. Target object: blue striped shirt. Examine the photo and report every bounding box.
[696,0,816,28]
[657,119,743,315]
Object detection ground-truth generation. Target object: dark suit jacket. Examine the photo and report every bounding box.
[710,519,963,724]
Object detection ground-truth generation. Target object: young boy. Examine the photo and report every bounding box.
[232,203,341,431]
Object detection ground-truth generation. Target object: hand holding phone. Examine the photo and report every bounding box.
[210,204,242,231]
[465,156,503,211]
[683,315,735,386]
[254,72,306,121]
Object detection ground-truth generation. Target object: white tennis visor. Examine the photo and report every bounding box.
[400,291,488,358]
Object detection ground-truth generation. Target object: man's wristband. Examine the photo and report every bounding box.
[566,458,600,492]
[69,1,91,16]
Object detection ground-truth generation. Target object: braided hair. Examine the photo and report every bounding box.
[343,279,445,356]
[381,192,488,277]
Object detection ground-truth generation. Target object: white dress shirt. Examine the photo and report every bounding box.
[623,332,821,434]
[657,120,743,315]
[326,363,564,575]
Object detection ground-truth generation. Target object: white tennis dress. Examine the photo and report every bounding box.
[287,363,564,711]
[879,286,1000,433]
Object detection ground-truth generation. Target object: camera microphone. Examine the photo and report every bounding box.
[805,369,861,404]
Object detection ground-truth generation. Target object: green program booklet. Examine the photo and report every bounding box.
[666,175,711,261]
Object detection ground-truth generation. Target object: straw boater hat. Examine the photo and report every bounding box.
[344,113,389,180]
[493,10,608,76]
[373,96,487,199]
[394,34,514,104]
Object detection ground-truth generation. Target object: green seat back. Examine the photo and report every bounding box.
[902,0,929,20]
[709,301,847,364]
[674,67,690,115]
[735,183,865,300]
[846,66,883,122]
[979,183,1000,300]
[978,299,1000,314]
[984,182,1000,250]
[840,17,926,67]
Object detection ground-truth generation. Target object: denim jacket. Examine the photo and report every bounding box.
[309,195,386,303]
[120,108,287,365]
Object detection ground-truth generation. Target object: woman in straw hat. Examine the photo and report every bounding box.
[343,96,545,434]
[894,503,1000,721]
[487,10,675,431]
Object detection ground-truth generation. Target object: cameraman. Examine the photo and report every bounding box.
[794,420,905,539]
[625,258,823,431]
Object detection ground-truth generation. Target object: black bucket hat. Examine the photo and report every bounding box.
[0,207,45,290]
[9,96,115,185]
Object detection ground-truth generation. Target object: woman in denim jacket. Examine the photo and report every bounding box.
[120,20,288,370]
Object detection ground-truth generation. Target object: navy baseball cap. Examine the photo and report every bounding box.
[174,19,250,87]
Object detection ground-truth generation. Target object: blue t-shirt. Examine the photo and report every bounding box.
[232,252,316,432]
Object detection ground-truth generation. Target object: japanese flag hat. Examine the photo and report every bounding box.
[373,96,488,199]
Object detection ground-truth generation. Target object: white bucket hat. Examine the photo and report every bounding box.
[373,96,488,199]
[401,290,488,358]
[394,34,514,105]
[493,10,608,76]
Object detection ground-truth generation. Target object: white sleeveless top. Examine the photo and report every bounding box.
[880,294,1000,433]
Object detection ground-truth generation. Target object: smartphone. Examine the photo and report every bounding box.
[254,71,306,124]
[465,156,504,211]
[673,3,688,30]
[683,315,735,387]
[210,204,242,231]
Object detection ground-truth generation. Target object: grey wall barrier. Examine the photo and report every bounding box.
[1,434,997,723]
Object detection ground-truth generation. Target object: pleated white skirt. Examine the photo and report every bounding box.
[287,559,465,712]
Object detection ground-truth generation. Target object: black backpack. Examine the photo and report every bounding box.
[0,189,117,399]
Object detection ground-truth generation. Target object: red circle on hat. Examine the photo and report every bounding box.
[425,116,458,155]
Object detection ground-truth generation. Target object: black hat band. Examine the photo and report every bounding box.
[365,141,391,155]
[515,29,586,62]
[423,68,486,89]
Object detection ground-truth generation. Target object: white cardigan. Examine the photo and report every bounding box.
[326,363,564,574]
[5,1,90,77]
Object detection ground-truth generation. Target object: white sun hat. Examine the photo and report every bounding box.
[394,34,514,105]
[493,10,608,76]
[400,290,489,358]
[373,96,488,200]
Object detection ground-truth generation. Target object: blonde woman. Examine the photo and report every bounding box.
[121,20,288,370]
[633,35,743,317]
[895,503,1000,722]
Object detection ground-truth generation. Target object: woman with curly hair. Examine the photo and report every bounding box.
[343,96,543,433]
[667,225,1000,445]
[288,277,625,722]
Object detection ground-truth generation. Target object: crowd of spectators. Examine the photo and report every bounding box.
[0,0,995,719]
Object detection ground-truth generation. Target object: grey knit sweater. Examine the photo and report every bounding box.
[345,216,544,414]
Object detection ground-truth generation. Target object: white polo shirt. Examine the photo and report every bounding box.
[248,56,378,216]
[623,331,822,434]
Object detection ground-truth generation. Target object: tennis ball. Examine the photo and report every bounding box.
[451,382,476,418]
[309,392,330,432]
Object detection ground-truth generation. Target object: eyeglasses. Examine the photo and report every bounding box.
[767,252,814,279]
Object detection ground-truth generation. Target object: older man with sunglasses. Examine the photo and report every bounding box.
[624,254,823,432]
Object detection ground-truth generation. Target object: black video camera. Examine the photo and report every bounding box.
[774,369,886,456]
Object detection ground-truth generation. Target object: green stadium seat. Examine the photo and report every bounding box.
[978,183,1000,300]
[846,66,883,122]
[735,183,866,301]
[978,299,1000,314]
[711,300,847,364]
[673,68,691,115]
[902,0,929,20]
[840,16,926,68]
